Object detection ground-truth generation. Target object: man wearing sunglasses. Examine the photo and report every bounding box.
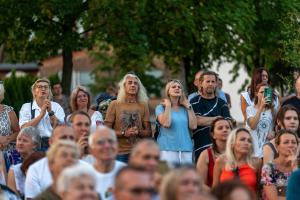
[113,166,155,200]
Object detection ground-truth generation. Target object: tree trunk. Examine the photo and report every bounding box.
[0,44,4,63]
[61,48,73,96]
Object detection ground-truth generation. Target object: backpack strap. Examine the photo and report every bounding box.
[31,101,35,120]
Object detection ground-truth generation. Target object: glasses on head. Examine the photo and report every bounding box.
[36,85,49,90]
[126,187,156,196]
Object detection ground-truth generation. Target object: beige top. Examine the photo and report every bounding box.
[105,100,151,154]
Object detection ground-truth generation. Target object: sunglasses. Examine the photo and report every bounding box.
[126,187,156,196]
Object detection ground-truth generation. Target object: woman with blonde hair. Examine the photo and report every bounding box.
[69,86,103,133]
[155,79,197,166]
[160,166,203,200]
[213,128,262,192]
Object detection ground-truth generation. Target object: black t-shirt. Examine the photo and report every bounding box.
[282,96,300,114]
[190,95,231,155]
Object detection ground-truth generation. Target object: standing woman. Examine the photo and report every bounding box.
[261,130,298,200]
[263,105,300,164]
[0,82,20,176]
[241,68,279,124]
[156,80,197,166]
[70,86,103,133]
[246,82,277,158]
[213,128,262,192]
[196,117,232,189]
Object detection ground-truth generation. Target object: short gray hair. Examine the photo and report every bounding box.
[19,126,41,151]
[88,126,117,147]
[56,163,97,193]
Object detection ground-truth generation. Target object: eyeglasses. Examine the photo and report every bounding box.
[36,85,49,89]
[95,138,116,146]
[125,187,156,196]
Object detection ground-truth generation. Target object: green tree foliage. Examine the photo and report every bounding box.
[0,0,91,95]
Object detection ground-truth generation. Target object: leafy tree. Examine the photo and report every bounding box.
[0,0,92,95]
[2,70,37,115]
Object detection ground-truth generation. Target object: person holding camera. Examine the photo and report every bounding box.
[246,82,278,158]
[19,78,65,151]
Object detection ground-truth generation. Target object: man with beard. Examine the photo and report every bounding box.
[190,71,231,162]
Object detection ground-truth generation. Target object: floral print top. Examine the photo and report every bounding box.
[261,162,292,198]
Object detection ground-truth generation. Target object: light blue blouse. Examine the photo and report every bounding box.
[155,104,193,151]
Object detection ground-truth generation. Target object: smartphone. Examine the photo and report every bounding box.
[264,87,272,104]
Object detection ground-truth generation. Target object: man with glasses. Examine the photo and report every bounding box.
[113,166,155,200]
[19,78,65,151]
[89,126,126,200]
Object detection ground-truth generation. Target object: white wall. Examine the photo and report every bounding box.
[212,63,249,123]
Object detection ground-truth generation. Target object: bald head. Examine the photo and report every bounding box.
[129,139,160,173]
[89,126,118,162]
[50,125,75,145]
[89,126,117,147]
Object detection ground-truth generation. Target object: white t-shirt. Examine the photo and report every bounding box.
[19,101,65,137]
[25,157,91,198]
[96,161,126,200]
[246,106,274,158]
[90,111,104,133]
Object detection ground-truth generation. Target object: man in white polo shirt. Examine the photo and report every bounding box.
[24,125,90,199]
[19,78,65,151]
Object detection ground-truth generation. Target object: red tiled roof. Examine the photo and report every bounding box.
[39,51,99,77]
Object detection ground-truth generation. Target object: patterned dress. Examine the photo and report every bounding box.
[261,162,292,199]
[0,105,21,171]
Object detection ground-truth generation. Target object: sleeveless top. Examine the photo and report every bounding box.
[264,142,279,159]
[220,163,257,191]
[0,105,15,151]
[206,147,215,187]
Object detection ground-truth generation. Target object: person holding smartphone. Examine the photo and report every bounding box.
[69,111,95,164]
[246,82,278,158]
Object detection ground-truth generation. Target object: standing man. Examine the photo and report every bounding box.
[105,73,152,163]
[188,70,204,101]
[190,71,231,162]
[89,126,126,200]
[52,82,71,116]
[282,75,300,113]
[19,78,65,150]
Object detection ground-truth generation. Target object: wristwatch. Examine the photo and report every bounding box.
[187,104,192,110]
[48,111,55,117]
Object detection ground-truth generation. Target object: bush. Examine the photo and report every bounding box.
[2,70,37,116]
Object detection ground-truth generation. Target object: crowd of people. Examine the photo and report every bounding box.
[0,69,299,200]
